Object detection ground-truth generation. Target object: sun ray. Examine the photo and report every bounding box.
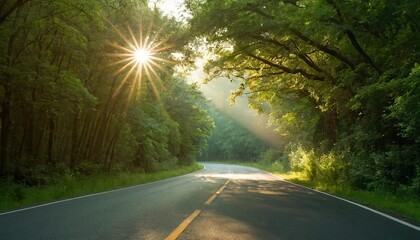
[112,62,139,99]
[136,65,144,94]
[144,67,161,101]
[110,24,137,52]
[108,43,134,53]
[126,69,138,106]
[108,58,133,67]
[112,59,137,76]
[147,58,168,71]
[127,25,138,49]
[138,23,144,50]
[145,62,165,89]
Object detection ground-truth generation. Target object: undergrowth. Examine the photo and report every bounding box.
[0,163,202,212]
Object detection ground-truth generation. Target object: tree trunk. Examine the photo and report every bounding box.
[70,110,79,169]
[105,128,119,172]
[46,115,55,166]
[326,110,338,150]
[0,85,12,176]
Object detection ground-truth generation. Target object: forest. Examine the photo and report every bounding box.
[0,0,213,185]
[184,0,420,195]
[1,0,419,200]
[202,104,268,162]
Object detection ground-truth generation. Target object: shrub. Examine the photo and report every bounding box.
[74,161,103,176]
[289,146,317,181]
[258,148,289,171]
[317,152,347,185]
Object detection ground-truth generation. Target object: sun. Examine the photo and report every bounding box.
[107,22,173,103]
[133,48,151,63]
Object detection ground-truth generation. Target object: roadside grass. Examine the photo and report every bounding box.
[0,163,203,213]
[227,161,420,225]
[280,173,420,225]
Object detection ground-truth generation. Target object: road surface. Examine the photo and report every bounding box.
[0,163,419,239]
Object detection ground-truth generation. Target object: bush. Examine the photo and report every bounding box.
[289,146,317,181]
[152,157,178,171]
[258,148,289,172]
[409,167,420,195]
[13,163,73,186]
[288,146,349,186]
[317,152,347,185]
[347,161,375,190]
[74,161,103,176]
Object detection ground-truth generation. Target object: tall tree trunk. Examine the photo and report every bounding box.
[0,84,12,176]
[77,113,93,161]
[105,128,119,172]
[326,110,338,150]
[46,115,55,166]
[70,110,79,169]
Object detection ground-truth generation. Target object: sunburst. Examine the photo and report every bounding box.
[107,21,173,104]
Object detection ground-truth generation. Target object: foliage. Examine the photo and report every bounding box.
[258,148,288,172]
[0,0,214,186]
[202,104,267,162]
[185,0,420,195]
[163,79,215,165]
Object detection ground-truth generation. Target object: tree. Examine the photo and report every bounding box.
[0,0,215,183]
[185,0,420,193]
[202,104,267,162]
[163,79,214,166]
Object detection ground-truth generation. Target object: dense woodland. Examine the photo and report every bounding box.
[185,0,420,195]
[202,104,268,162]
[1,0,419,198]
[0,0,213,184]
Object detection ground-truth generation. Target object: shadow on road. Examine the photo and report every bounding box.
[182,173,420,240]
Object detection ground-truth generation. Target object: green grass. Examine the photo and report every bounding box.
[229,161,420,225]
[0,163,203,213]
[283,174,420,225]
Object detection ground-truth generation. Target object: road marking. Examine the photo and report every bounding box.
[264,171,420,231]
[204,179,230,205]
[0,168,207,216]
[165,179,231,239]
[165,209,202,240]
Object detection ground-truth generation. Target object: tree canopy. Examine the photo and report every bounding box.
[186,0,420,194]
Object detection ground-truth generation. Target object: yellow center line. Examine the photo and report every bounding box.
[164,209,202,240]
[204,179,230,205]
[164,179,231,240]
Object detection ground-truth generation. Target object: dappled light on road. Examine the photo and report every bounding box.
[195,163,281,182]
[195,172,278,181]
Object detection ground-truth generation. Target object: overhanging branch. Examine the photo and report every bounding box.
[247,53,325,81]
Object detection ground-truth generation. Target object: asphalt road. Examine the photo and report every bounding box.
[0,163,419,239]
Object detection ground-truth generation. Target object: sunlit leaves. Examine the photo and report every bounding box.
[186,0,420,193]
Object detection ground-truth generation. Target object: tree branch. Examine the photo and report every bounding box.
[242,4,357,71]
[0,0,32,24]
[289,28,356,70]
[247,53,325,81]
[250,34,326,74]
[325,0,381,74]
